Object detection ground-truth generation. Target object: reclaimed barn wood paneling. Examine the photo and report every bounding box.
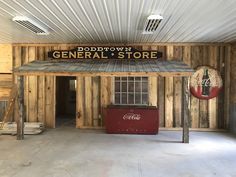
[0,44,12,73]
[231,45,236,105]
[11,44,231,129]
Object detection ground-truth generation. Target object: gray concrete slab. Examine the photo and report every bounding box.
[0,128,236,177]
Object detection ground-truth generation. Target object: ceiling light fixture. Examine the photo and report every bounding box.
[143,14,163,34]
[12,16,49,35]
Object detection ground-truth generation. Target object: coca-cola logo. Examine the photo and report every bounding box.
[201,78,211,87]
[123,113,141,120]
[190,66,222,100]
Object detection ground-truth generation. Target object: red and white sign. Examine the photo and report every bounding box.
[123,113,141,120]
[190,66,223,100]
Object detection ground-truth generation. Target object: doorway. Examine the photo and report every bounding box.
[56,76,76,127]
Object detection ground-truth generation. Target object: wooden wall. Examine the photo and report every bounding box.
[5,44,231,129]
[230,44,236,133]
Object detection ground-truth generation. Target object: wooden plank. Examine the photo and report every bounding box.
[45,76,55,128]
[165,77,174,127]
[148,76,157,106]
[167,45,174,60]
[0,74,12,82]
[37,46,45,60]
[21,47,29,122]
[17,76,24,140]
[107,77,112,105]
[224,45,231,129]
[183,46,191,66]
[165,45,174,128]
[173,46,183,127]
[182,77,190,143]
[0,44,12,73]
[199,46,209,128]
[173,46,183,60]
[37,47,45,123]
[173,77,182,127]
[230,45,236,104]
[157,46,167,60]
[208,46,218,128]
[100,77,109,127]
[76,76,85,128]
[190,46,201,128]
[28,46,38,122]
[158,76,165,127]
[92,77,100,127]
[44,47,57,127]
[0,88,11,100]
[217,46,225,128]
[84,76,93,126]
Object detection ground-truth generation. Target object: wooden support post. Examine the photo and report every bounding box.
[182,77,190,143]
[17,76,24,140]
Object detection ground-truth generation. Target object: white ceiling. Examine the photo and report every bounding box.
[0,0,236,44]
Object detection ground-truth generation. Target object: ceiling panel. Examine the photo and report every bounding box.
[0,0,236,43]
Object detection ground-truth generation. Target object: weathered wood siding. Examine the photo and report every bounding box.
[9,44,231,129]
[230,44,236,133]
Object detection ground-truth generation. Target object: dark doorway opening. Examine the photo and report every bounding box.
[56,76,76,127]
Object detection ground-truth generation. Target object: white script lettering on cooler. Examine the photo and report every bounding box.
[123,113,141,120]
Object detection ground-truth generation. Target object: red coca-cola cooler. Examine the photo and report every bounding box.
[104,105,159,134]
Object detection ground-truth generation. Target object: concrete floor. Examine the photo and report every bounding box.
[0,128,236,177]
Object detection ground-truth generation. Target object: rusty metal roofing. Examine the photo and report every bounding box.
[14,59,194,77]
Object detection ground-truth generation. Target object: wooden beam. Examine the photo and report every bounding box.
[182,77,190,143]
[17,76,24,140]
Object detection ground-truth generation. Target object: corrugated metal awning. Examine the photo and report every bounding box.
[14,59,194,77]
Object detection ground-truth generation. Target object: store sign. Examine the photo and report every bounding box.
[190,66,223,100]
[48,46,162,59]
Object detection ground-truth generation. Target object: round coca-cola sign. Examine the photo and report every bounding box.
[190,66,223,100]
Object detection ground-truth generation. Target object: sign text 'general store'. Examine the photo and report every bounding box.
[48,46,162,59]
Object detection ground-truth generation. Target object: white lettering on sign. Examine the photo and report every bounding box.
[123,113,141,120]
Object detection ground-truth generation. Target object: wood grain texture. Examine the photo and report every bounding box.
[148,76,157,106]
[45,76,55,128]
[28,47,38,122]
[100,77,109,127]
[10,44,232,130]
[190,46,200,128]
[0,44,12,73]
[84,76,93,126]
[224,46,231,129]
[208,46,218,128]
[165,77,174,127]
[182,77,190,143]
[92,77,100,127]
[173,46,183,127]
[158,76,165,127]
[37,47,45,123]
[76,76,85,128]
